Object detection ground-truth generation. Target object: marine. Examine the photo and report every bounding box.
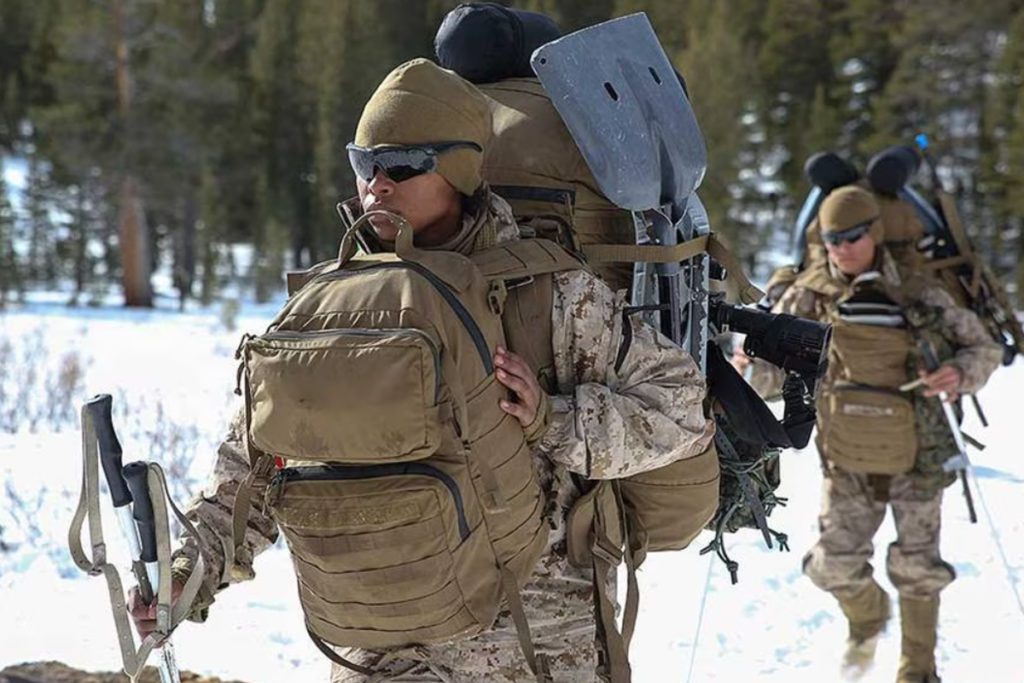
[130,58,716,682]
[739,185,1002,682]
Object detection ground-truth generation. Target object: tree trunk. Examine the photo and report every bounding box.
[175,193,198,310]
[71,186,88,306]
[113,0,153,307]
[117,175,152,306]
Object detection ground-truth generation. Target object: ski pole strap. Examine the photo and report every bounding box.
[69,404,205,683]
[69,404,140,670]
[121,463,205,683]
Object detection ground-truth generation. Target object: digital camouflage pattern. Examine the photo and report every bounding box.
[171,192,716,682]
[803,467,954,600]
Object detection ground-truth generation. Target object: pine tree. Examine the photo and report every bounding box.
[982,7,1024,302]
[0,173,21,306]
[675,0,757,252]
[298,0,349,264]
[826,0,902,160]
[758,0,838,190]
[196,161,221,306]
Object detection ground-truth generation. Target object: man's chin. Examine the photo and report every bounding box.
[367,210,404,239]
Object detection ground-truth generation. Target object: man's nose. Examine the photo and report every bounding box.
[367,170,394,196]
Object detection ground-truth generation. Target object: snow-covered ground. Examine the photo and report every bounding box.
[1,299,1021,682]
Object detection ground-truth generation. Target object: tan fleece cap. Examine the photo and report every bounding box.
[354,58,491,195]
[819,186,884,243]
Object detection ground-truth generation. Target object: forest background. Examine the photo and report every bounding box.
[1,0,1023,309]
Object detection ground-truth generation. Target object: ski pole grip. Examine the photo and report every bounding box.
[86,394,131,508]
[123,461,158,563]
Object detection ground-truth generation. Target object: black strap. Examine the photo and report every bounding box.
[306,628,376,676]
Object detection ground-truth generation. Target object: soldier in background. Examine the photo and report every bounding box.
[737,186,1001,682]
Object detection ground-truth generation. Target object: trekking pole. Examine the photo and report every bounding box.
[90,395,154,604]
[123,461,182,683]
[916,341,978,524]
[87,395,182,683]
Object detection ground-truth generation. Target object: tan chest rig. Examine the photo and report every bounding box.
[800,267,918,474]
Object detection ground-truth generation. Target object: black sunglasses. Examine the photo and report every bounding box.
[821,219,876,246]
[346,141,483,183]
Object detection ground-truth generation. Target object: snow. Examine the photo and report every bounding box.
[1,299,1022,682]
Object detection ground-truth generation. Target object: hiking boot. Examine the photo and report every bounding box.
[838,581,891,642]
[836,582,891,679]
[842,631,882,680]
[896,595,941,683]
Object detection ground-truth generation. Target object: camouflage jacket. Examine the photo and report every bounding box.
[170,190,716,661]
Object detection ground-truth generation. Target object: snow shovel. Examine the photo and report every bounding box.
[532,13,762,371]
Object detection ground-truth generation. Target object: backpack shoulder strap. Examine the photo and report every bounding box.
[471,239,582,394]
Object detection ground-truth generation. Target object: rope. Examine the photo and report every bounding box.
[685,553,715,683]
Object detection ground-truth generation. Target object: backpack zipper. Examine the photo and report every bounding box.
[314,262,494,375]
[267,463,470,541]
[260,327,441,402]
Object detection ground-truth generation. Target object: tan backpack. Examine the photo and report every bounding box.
[232,213,582,680]
[480,76,721,559]
[480,76,722,682]
[489,219,719,681]
[481,78,637,294]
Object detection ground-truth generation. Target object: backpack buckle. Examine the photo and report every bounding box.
[487,280,508,315]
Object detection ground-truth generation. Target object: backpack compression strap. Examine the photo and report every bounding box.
[581,234,764,305]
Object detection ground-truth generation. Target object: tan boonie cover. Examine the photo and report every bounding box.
[236,226,586,660]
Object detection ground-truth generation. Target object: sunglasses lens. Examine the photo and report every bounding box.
[824,224,869,246]
[384,164,428,183]
[348,146,436,183]
[347,148,376,181]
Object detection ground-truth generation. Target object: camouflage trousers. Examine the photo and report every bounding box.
[328,550,600,682]
[803,466,956,600]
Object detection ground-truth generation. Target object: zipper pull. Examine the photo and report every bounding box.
[234,334,255,396]
[234,359,247,397]
[234,333,254,360]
